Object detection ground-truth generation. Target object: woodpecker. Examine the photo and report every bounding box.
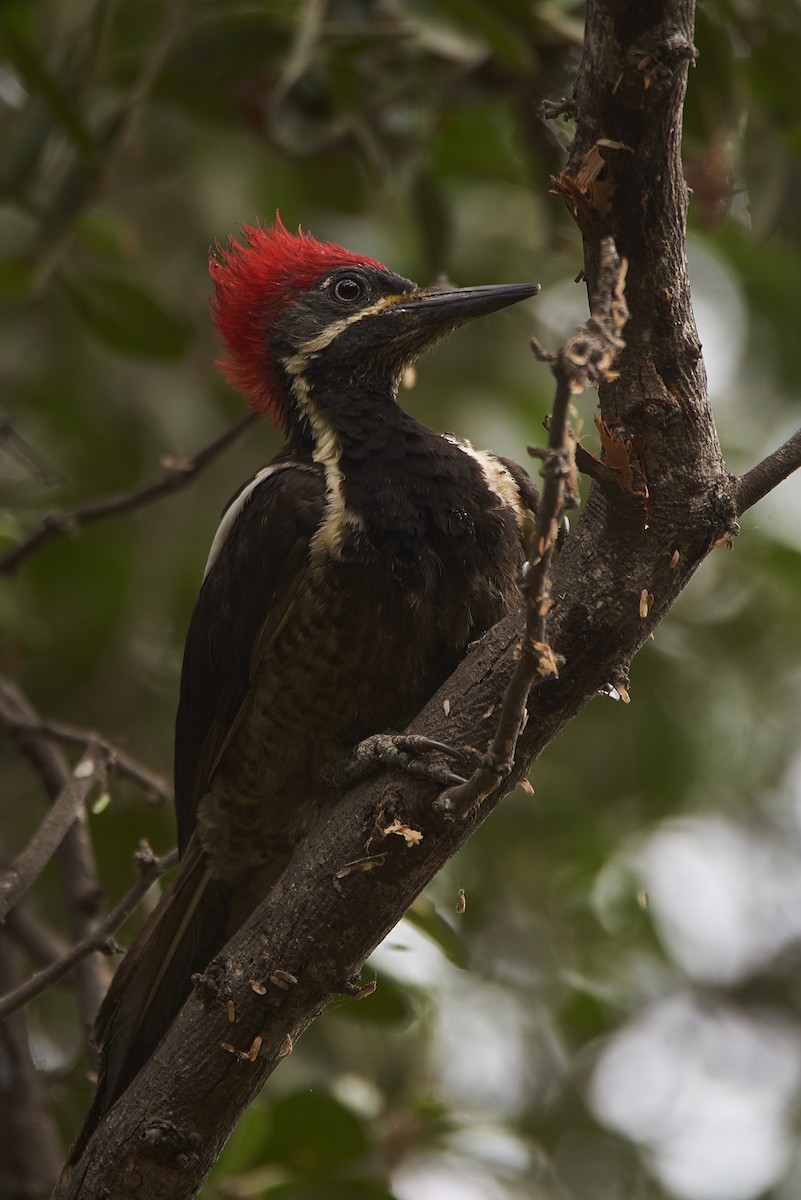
[69,217,539,1157]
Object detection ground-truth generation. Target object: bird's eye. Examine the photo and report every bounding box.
[332,275,365,303]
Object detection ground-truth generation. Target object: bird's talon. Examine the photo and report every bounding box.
[335,733,472,790]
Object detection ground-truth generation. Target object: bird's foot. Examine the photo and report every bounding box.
[332,733,475,790]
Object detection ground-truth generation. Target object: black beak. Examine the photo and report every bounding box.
[351,279,541,370]
[394,281,540,324]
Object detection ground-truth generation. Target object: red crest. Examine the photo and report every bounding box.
[210,216,382,416]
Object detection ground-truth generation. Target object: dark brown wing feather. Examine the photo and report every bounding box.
[174,460,326,852]
[67,460,326,1161]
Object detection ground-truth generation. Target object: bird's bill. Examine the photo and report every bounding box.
[393,281,540,324]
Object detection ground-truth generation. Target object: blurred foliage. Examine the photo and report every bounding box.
[1,2,801,1198]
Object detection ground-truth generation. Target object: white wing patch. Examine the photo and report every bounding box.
[203,465,288,581]
[444,434,532,536]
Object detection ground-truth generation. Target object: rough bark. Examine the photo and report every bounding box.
[55,2,753,1196]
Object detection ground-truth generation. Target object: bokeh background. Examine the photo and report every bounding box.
[2,2,801,1198]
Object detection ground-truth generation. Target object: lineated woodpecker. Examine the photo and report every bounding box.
[69,217,540,1157]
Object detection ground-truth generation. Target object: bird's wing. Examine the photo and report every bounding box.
[67,461,327,1156]
[174,459,326,854]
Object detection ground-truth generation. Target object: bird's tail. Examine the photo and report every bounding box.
[66,840,230,1165]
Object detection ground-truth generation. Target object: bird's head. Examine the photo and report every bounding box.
[210,217,539,430]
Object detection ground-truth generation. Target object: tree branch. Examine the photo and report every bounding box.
[0,676,170,1038]
[734,427,801,516]
[0,413,257,576]
[0,679,74,799]
[0,679,111,1043]
[53,3,801,1193]
[0,743,110,922]
[0,844,177,1022]
[56,4,747,1192]
[0,703,171,805]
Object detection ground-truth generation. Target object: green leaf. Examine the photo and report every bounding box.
[210,1097,276,1177]
[0,103,55,194]
[262,1091,369,1173]
[75,210,138,263]
[430,101,525,184]
[90,791,111,815]
[59,270,192,359]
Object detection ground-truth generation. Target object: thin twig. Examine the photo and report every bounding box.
[272,0,327,106]
[0,679,110,1042]
[0,677,170,802]
[0,844,178,1022]
[734,427,801,516]
[1,709,171,804]
[435,241,629,819]
[0,412,257,575]
[31,720,169,803]
[0,745,110,922]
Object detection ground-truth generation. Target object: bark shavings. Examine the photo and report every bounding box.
[381,818,424,846]
[550,140,627,224]
[593,415,649,501]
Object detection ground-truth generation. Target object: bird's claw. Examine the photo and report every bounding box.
[333,733,472,789]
